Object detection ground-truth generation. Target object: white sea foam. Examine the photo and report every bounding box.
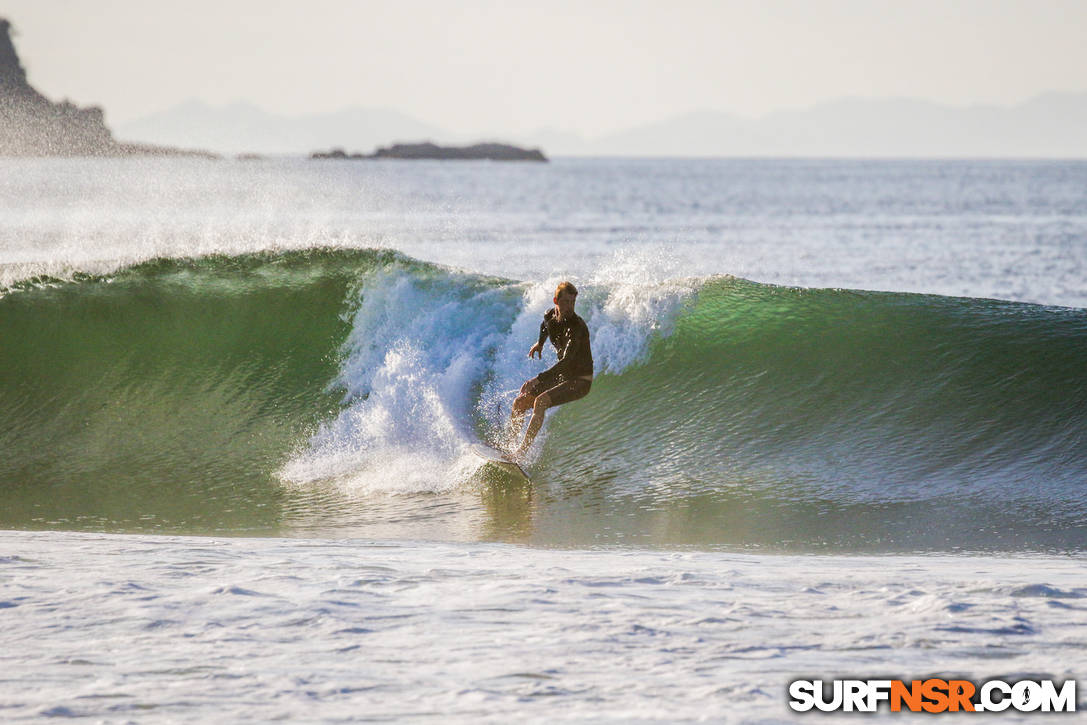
[279,253,698,493]
[582,247,699,373]
[278,266,516,493]
[2,530,1084,723]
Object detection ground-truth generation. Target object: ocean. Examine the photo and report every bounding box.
[1,157,1085,721]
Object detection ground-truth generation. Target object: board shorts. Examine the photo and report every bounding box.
[524,376,592,407]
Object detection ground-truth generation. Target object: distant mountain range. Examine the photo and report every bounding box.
[553,93,1087,158]
[117,93,1087,158]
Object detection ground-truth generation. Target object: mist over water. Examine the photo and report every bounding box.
[3,157,1086,306]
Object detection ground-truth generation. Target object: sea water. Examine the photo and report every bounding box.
[1,158,1085,721]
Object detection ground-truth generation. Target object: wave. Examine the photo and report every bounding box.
[1,248,1084,550]
[0,249,390,532]
[538,280,1087,551]
[549,279,1087,497]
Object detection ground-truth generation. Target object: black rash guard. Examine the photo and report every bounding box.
[535,308,594,387]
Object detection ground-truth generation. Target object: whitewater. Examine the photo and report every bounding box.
[1,157,1085,721]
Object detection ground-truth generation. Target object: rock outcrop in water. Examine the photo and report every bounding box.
[0,18,215,157]
[312,141,547,162]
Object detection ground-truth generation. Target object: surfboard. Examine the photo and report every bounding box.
[470,443,530,483]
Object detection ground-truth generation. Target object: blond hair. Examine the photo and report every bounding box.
[555,281,578,298]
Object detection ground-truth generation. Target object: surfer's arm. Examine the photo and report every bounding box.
[528,316,549,359]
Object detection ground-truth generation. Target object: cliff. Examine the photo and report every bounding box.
[0,18,215,157]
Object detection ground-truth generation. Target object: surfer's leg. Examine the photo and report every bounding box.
[517,391,552,455]
[515,379,591,456]
[508,398,530,442]
[506,379,540,447]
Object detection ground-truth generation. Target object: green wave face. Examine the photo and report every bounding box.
[0,249,401,533]
[2,254,1085,551]
[538,278,1087,551]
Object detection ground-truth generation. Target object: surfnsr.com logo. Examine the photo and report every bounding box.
[788,678,1077,713]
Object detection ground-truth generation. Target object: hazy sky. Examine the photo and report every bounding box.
[3,0,1086,136]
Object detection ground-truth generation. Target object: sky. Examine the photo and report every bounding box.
[2,0,1086,137]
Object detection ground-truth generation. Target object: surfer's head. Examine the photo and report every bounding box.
[554,281,578,318]
[555,281,578,300]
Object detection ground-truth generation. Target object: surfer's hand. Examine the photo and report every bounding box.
[528,342,543,359]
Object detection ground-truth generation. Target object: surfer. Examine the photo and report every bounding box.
[507,281,594,457]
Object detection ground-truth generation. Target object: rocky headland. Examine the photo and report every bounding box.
[311,141,547,162]
[0,18,215,157]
